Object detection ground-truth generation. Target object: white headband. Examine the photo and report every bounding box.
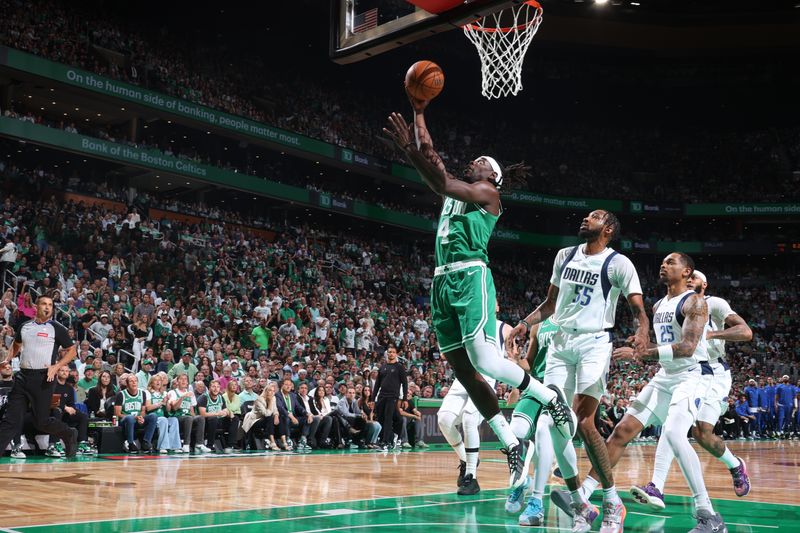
[693,270,707,284]
[479,156,503,188]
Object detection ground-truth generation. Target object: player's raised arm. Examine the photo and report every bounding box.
[383,111,499,209]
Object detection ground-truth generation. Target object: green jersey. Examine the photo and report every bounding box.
[202,393,224,414]
[120,389,145,416]
[435,197,499,267]
[531,318,557,381]
[171,390,194,416]
[150,390,166,417]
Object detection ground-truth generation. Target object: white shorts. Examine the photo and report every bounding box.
[696,361,732,425]
[543,330,612,402]
[628,364,713,428]
[439,376,496,424]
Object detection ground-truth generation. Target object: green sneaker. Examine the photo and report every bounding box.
[78,442,96,455]
[54,442,66,454]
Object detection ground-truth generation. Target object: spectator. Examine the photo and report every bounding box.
[166,373,207,454]
[242,382,280,451]
[309,382,337,448]
[198,379,236,453]
[53,366,93,454]
[114,374,157,453]
[86,370,117,419]
[275,378,309,450]
[169,352,199,382]
[358,385,381,449]
[146,373,181,454]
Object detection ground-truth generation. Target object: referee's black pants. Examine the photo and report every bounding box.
[376,397,402,445]
[0,369,72,453]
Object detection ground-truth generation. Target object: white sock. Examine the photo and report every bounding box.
[664,406,714,514]
[488,414,519,449]
[522,378,557,405]
[570,489,588,507]
[465,448,479,477]
[718,448,740,469]
[453,442,467,463]
[548,414,579,479]
[581,476,600,499]
[603,486,621,506]
[532,416,553,501]
[652,434,674,493]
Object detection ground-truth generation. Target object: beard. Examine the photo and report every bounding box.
[578,226,601,240]
[693,285,702,294]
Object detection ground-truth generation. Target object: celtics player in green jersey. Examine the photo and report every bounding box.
[505,318,557,527]
[383,95,576,489]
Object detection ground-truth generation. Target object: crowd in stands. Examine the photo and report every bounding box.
[0,0,797,455]
[0,106,791,246]
[0,161,798,455]
[1,0,799,204]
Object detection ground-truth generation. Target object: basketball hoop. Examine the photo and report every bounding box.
[462,0,543,99]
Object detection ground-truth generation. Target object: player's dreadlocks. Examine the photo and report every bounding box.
[498,161,532,191]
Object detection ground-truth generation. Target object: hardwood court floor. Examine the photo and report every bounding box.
[0,440,797,532]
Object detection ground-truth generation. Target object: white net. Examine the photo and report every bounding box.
[462,1,543,99]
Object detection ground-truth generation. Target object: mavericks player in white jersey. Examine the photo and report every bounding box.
[585,253,727,533]
[509,210,649,533]
[438,308,512,495]
[632,269,753,509]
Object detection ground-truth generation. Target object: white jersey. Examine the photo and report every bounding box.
[653,289,708,374]
[550,245,642,334]
[704,295,735,363]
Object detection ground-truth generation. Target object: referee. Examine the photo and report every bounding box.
[374,345,407,449]
[0,295,78,457]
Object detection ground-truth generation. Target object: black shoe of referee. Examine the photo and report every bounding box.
[63,428,78,458]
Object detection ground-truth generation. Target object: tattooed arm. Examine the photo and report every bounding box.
[707,313,752,342]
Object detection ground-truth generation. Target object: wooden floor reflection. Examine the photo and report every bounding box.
[0,440,796,528]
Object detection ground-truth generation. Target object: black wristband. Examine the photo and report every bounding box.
[517,320,530,335]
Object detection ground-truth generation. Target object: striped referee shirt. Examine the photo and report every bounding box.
[14,319,74,370]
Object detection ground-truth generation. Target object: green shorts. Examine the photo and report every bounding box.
[431,262,496,353]
[512,391,544,440]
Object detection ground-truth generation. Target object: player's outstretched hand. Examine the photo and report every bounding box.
[612,346,637,362]
[405,89,430,113]
[382,112,415,152]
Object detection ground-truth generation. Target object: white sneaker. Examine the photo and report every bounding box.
[181,444,190,453]
[10,445,26,459]
[401,442,412,449]
[44,444,62,457]
[160,449,169,454]
[196,444,211,454]
[417,440,428,448]
[223,447,233,454]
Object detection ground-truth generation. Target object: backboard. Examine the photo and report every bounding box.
[330,0,523,64]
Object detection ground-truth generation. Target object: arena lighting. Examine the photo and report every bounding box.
[595,0,609,4]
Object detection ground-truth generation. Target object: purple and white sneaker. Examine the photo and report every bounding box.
[730,456,751,497]
[630,482,666,511]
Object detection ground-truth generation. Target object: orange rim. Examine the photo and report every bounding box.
[463,0,542,33]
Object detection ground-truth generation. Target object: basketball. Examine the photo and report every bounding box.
[405,60,445,101]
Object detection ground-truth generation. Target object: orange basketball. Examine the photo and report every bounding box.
[404,60,445,101]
